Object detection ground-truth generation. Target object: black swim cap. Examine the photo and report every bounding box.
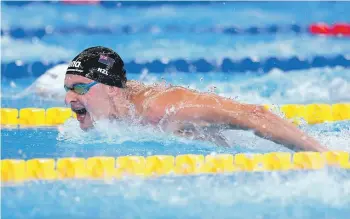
[66,46,127,88]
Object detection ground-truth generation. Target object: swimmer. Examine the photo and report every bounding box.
[64,46,329,152]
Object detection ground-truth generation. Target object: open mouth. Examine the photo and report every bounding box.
[72,107,87,115]
[72,107,88,122]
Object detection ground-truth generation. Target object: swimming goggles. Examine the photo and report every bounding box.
[64,81,98,95]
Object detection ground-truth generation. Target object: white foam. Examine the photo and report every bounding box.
[57,118,202,147]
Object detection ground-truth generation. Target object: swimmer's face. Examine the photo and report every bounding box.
[64,75,114,131]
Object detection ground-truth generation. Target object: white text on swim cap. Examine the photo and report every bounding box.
[97,68,108,75]
[68,61,81,68]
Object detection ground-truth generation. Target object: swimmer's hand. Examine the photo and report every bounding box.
[161,104,328,152]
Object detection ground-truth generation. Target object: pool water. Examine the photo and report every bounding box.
[1,1,350,219]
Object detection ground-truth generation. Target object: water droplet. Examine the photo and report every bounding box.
[45,25,54,34]
[31,37,39,44]
[15,60,23,66]
[10,81,16,88]
[59,190,66,197]
[75,196,80,202]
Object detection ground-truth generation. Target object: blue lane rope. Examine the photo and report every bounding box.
[1,24,306,39]
[2,55,349,78]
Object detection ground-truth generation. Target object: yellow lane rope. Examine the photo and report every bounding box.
[1,152,349,183]
[1,103,349,127]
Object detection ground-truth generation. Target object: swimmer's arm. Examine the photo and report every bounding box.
[227,105,329,152]
[165,104,328,152]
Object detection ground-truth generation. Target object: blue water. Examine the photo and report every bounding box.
[2,2,350,62]
[1,1,350,219]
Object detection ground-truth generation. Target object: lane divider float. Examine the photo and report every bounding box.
[2,55,350,78]
[309,23,350,36]
[3,23,350,39]
[1,103,349,127]
[1,152,350,183]
[1,24,307,39]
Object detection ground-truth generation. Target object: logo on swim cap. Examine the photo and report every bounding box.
[97,68,108,75]
[68,61,81,68]
[98,55,115,68]
[67,61,83,73]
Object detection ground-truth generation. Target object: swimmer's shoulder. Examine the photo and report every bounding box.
[139,85,197,120]
[142,84,254,119]
[144,85,196,107]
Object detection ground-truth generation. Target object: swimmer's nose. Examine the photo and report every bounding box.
[64,90,78,105]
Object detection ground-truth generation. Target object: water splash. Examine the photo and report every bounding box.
[56,118,211,148]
